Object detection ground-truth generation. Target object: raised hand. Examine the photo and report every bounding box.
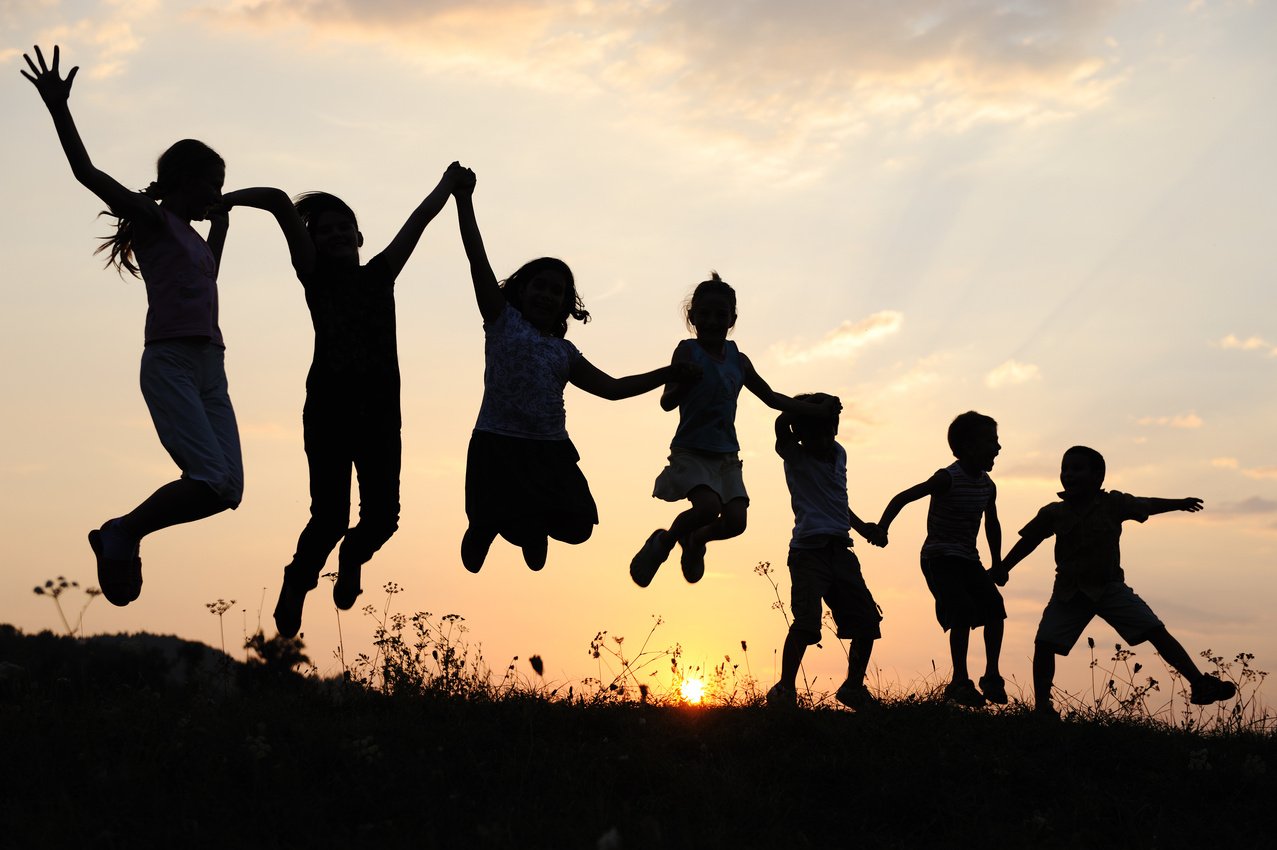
[449,162,476,197]
[21,44,78,106]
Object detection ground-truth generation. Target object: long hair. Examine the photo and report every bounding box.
[95,139,225,278]
[683,270,737,332]
[500,257,589,338]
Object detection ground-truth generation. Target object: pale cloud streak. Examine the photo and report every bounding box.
[1216,334,1277,357]
[985,359,1041,389]
[1136,412,1203,429]
[772,310,902,365]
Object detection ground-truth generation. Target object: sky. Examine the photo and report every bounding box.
[2,0,1275,705]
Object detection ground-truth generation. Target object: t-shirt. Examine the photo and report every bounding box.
[670,340,743,453]
[921,462,994,562]
[475,303,581,440]
[298,254,399,409]
[134,208,222,346]
[1018,489,1149,600]
[784,441,851,549]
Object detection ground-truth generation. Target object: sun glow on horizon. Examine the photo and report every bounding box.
[679,677,706,705]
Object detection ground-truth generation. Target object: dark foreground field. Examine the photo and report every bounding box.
[1,625,1273,849]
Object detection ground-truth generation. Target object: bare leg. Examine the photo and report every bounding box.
[983,619,1004,679]
[1032,642,1056,712]
[949,627,971,682]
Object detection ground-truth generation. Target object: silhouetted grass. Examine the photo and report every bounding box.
[2,611,1275,850]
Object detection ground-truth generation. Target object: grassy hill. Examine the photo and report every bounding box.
[1,623,1273,849]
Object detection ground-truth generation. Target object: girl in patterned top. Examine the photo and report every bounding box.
[450,165,698,573]
[23,45,243,608]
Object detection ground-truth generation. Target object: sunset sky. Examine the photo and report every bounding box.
[2,0,1275,703]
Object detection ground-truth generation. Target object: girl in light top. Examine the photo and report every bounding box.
[22,45,243,606]
[451,165,699,573]
[630,273,837,587]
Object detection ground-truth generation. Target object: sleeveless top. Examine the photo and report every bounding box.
[921,462,993,562]
[134,208,222,346]
[475,304,581,440]
[785,442,851,548]
[670,340,743,453]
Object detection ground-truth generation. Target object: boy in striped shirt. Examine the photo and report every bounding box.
[877,411,1006,706]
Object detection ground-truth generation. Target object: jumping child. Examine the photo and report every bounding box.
[451,165,699,573]
[993,445,1236,716]
[222,164,464,637]
[629,273,838,587]
[876,411,1006,706]
[766,395,886,709]
[23,45,243,606]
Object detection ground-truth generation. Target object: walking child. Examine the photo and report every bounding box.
[766,395,886,709]
[222,165,464,637]
[993,445,1236,716]
[451,165,699,573]
[23,45,243,605]
[876,411,1007,705]
[629,273,838,587]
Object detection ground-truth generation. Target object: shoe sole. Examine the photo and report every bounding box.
[89,528,140,607]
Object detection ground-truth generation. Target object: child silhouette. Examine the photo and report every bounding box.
[23,45,243,606]
[994,445,1236,716]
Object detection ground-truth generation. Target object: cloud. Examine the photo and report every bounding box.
[1241,466,1277,481]
[201,1,1129,169]
[1213,497,1277,515]
[7,1,159,79]
[772,310,903,365]
[1135,412,1203,429]
[1215,334,1277,357]
[1211,457,1239,469]
[883,351,950,395]
[985,359,1041,389]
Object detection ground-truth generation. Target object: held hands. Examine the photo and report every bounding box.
[20,45,77,106]
[988,567,1009,587]
[861,523,887,548]
[447,161,476,197]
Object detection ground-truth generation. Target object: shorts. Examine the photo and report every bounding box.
[1035,582,1164,655]
[652,448,748,504]
[788,538,882,644]
[139,339,243,505]
[920,553,1006,631]
[465,430,598,542]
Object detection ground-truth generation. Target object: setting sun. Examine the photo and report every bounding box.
[678,678,706,705]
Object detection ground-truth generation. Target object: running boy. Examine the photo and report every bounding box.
[766,395,886,709]
[993,445,1236,716]
[876,411,1006,706]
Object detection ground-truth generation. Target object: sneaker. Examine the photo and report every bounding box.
[522,536,548,571]
[629,530,671,588]
[979,674,1008,705]
[461,526,496,574]
[333,561,363,611]
[1191,673,1237,706]
[273,578,310,639]
[944,678,985,707]
[835,681,877,710]
[679,535,706,583]
[766,682,797,708]
[89,522,142,607]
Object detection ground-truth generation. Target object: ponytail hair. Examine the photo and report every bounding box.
[95,139,225,277]
[684,270,737,332]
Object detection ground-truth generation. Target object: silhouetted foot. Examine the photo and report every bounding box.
[835,680,878,710]
[273,579,310,638]
[89,521,142,606]
[944,678,985,707]
[766,682,797,708]
[679,535,706,583]
[461,526,497,574]
[979,674,1008,705]
[333,561,363,611]
[629,530,672,588]
[522,536,548,571]
[1191,673,1237,705]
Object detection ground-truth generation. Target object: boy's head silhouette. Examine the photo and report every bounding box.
[947,411,1000,472]
[1061,445,1105,496]
[791,392,840,446]
[295,192,363,264]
